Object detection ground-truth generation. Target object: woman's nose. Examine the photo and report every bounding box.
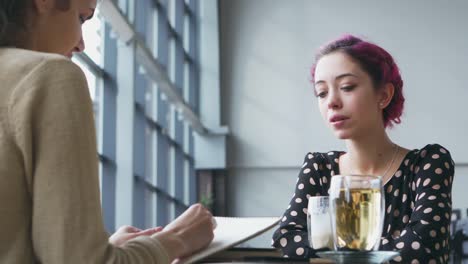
[327,91,342,109]
[74,37,85,53]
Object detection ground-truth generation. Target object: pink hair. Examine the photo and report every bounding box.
[311,34,405,128]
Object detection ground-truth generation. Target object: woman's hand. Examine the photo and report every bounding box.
[109,225,163,247]
[154,203,215,261]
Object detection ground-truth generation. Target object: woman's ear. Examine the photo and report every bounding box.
[378,83,395,109]
[33,0,54,14]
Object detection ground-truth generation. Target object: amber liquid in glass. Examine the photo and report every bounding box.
[333,188,382,251]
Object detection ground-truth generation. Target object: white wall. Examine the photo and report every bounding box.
[219,0,468,246]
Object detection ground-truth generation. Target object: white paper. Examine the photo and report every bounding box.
[180,216,280,264]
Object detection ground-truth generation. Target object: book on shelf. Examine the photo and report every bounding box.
[179,216,281,264]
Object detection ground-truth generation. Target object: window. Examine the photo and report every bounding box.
[75,0,202,231]
[73,8,104,192]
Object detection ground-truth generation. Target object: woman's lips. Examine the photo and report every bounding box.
[329,115,349,123]
[329,115,349,128]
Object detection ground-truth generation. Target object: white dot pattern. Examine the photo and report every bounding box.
[271,144,454,262]
[280,238,287,247]
[296,247,304,256]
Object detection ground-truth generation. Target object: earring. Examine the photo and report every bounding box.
[380,102,385,108]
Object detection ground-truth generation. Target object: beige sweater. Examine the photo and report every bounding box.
[0,48,169,263]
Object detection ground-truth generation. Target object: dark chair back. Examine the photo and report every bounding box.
[450,210,468,263]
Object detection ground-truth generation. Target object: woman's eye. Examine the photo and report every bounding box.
[341,85,355,91]
[317,91,327,98]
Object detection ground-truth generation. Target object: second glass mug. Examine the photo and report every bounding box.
[328,175,385,251]
[307,196,333,250]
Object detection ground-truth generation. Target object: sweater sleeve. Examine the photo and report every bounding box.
[8,57,169,264]
[271,152,329,259]
[380,144,454,264]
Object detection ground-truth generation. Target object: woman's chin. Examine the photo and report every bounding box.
[333,130,351,140]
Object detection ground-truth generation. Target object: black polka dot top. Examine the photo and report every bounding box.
[272,144,454,264]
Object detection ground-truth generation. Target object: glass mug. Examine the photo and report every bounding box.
[307,196,333,249]
[329,175,385,251]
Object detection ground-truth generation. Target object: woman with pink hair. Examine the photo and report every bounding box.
[272,35,454,264]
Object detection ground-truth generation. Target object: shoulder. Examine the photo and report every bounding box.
[1,48,76,73]
[408,143,454,180]
[301,150,342,170]
[2,49,88,104]
[22,50,85,83]
[410,144,453,164]
[302,151,340,162]
[1,48,86,88]
[406,144,454,196]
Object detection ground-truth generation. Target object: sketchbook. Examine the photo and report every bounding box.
[180,216,280,264]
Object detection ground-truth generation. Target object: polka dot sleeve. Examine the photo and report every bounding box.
[380,144,454,264]
[271,153,329,258]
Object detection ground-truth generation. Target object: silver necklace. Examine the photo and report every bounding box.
[344,143,399,179]
[381,144,399,180]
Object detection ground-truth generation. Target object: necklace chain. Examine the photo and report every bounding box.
[381,143,399,180]
[345,143,399,179]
